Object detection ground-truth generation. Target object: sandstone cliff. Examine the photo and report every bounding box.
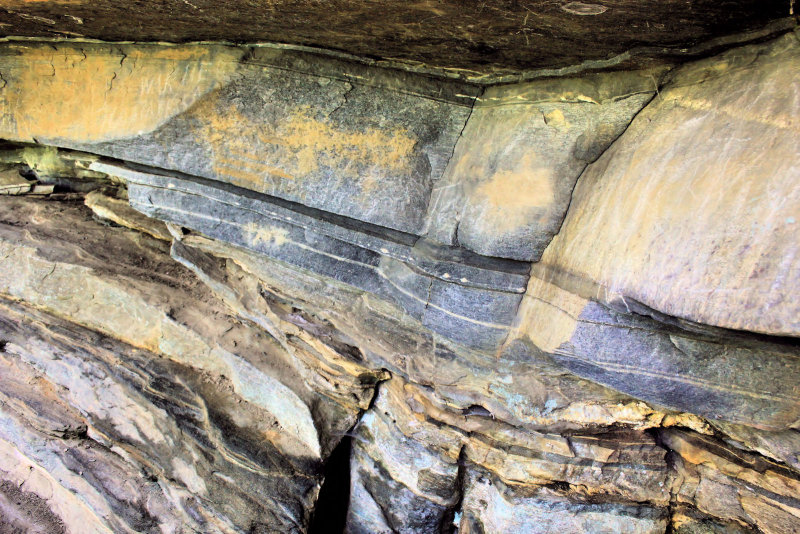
[0,11,798,534]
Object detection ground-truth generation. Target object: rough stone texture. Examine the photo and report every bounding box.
[458,467,669,533]
[0,197,388,531]
[0,26,799,534]
[0,0,792,79]
[1,300,319,533]
[663,429,800,534]
[423,69,659,261]
[0,42,475,234]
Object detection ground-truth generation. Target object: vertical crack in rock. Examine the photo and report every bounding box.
[309,376,390,534]
[537,73,671,256]
[308,436,352,534]
[441,87,482,174]
[444,446,467,534]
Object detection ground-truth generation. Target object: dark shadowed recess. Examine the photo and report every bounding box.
[0,0,794,76]
[308,437,352,534]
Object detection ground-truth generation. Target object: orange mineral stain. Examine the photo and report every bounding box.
[0,43,243,142]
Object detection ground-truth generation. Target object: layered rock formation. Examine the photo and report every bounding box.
[0,11,798,534]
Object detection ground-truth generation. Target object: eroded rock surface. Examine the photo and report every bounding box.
[0,24,799,534]
[0,0,792,78]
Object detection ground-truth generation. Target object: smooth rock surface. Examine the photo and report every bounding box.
[512,275,800,430]
[424,69,659,261]
[536,30,800,337]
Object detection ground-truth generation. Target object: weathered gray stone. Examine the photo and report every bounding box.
[113,162,525,351]
[513,275,800,430]
[0,42,476,234]
[424,69,659,261]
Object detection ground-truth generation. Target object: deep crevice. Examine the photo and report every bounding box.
[308,376,389,533]
[443,445,467,534]
[308,435,352,534]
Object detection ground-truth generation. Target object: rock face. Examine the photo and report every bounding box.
[423,69,662,261]
[0,20,799,534]
[535,32,800,336]
[0,0,792,78]
[0,42,476,233]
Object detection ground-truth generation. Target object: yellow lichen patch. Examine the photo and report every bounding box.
[19,145,70,176]
[0,43,243,143]
[472,153,555,235]
[194,101,416,193]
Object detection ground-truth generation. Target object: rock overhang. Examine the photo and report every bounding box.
[0,0,796,81]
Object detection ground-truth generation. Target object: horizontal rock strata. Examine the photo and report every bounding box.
[0,27,799,534]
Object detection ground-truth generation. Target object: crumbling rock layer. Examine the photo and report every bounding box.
[0,25,799,534]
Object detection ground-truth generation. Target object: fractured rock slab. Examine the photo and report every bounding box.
[0,41,477,234]
[537,30,800,337]
[108,162,527,351]
[423,69,659,261]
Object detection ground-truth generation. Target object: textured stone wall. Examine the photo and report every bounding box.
[0,28,798,534]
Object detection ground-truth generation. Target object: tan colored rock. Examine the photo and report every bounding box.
[0,43,242,143]
[0,41,475,233]
[458,468,669,534]
[425,69,660,261]
[1,29,799,533]
[537,31,800,336]
[664,428,800,533]
[0,167,33,194]
[85,190,171,240]
[0,196,391,530]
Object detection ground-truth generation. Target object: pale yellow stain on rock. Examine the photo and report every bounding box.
[472,153,555,236]
[0,43,243,143]
[543,108,569,128]
[18,145,70,176]
[512,275,588,353]
[194,101,416,193]
[244,221,288,247]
